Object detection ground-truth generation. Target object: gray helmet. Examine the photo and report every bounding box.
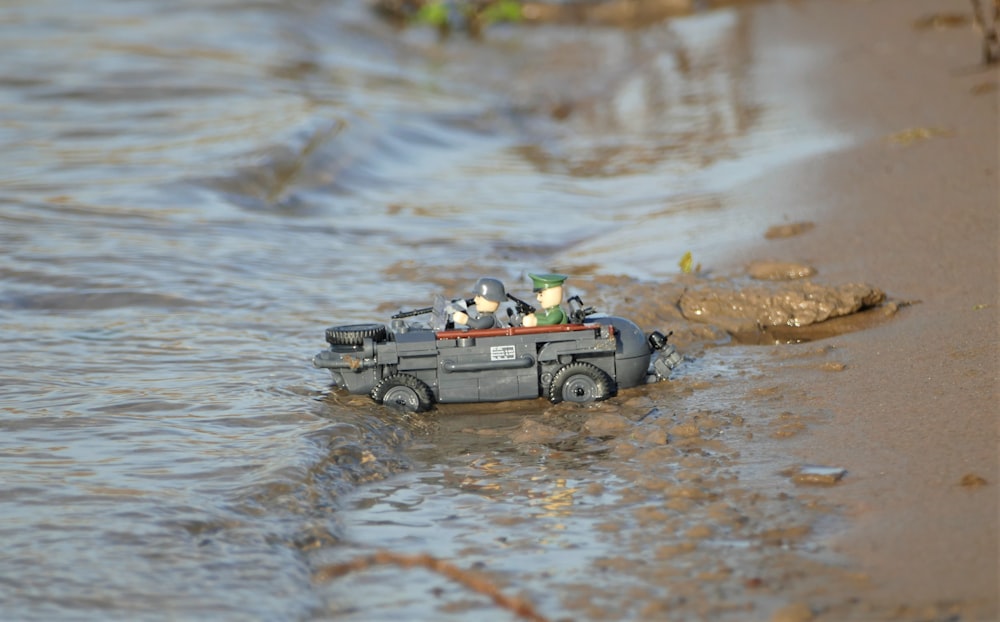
[473,277,507,304]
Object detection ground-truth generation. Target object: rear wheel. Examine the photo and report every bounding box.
[325,323,387,346]
[547,362,615,404]
[371,373,434,413]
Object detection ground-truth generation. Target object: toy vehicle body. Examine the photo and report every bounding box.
[313,311,682,412]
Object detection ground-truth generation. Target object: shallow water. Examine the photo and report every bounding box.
[2,1,858,620]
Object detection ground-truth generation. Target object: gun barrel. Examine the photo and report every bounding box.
[391,306,434,319]
[391,298,475,319]
[506,293,536,314]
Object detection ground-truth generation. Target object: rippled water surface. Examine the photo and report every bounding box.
[2,1,854,619]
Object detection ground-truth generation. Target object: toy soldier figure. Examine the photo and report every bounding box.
[451,277,508,329]
[521,273,568,327]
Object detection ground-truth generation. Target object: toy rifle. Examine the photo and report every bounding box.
[392,298,474,320]
[506,293,536,316]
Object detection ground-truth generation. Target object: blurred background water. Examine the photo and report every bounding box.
[0,1,848,619]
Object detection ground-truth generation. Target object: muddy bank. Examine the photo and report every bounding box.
[598,0,1000,614]
[707,0,999,616]
[313,342,876,620]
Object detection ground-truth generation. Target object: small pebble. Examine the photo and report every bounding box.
[785,465,847,486]
[771,602,814,622]
[960,473,988,487]
[764,222,815,239]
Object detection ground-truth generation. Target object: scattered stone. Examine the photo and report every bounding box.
[912,12,969,29]
[886,126,952,146]
[764,221,815,239]
[668,422,701,438]
[784,465,847,486]
[610,440,640,459]
[960,473,988,487]
[771,602,815,622]
[696,565,733,581]
[820,362,847,372]
[747,260,817,281]
[770,422,807,439]
[636,445,678,465]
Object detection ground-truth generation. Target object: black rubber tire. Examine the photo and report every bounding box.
[547,362,616,404]
[325,323,387,346]
[371,373,435,413]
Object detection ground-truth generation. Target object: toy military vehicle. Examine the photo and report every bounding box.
[313,275,682,412]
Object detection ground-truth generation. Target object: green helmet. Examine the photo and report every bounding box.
[473,277,507,303]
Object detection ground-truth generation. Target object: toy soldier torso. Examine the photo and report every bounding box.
[534,305,567,326]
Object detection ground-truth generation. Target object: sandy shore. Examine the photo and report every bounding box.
[727,0,998,616]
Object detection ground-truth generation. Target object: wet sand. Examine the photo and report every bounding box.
[723,0,998,615]
[329,2,998,618]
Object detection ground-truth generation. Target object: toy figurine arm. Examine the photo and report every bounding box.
[462,313,497,329]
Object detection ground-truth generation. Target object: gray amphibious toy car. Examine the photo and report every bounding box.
[313,299,683,412]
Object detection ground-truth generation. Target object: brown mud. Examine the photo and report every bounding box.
[316,329,932,620]
[329,258,990,621]
[330,237,974,621]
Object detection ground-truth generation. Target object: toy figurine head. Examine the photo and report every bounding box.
[528,273,567,309]
[473,277,506,313]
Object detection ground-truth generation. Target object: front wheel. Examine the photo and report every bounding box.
[371,373,434,413]
[547,362,616,404]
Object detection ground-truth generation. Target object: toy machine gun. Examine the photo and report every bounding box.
[503,292,535,324]
[391,298,473,320]
[391,296,476,331]
[566,295,597,323]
